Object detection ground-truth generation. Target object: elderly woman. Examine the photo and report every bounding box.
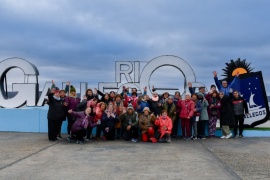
[67,107,96,144]
[219,91,234,139]
[154,110,173,143]
[139,107,156,142]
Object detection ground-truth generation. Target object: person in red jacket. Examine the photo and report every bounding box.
[154,110,173,143]
[177,93,195,139]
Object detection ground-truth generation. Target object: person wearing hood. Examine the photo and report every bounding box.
[65,83,81,137]
[196,92,209,139]
[119,104,139,142]
[139,107,156,142]
[154,110,173,143]
[47,87,66,142]
[177,93,195,139]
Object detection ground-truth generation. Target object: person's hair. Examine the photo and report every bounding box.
[161,110,167,114]
[212,90,218,96]
[132,88,137,92]
[114,94,123,100]
[85,89,93,96]
[191,93,198,98]
[233,90,239,93]
[219,91,224,95]
[92,97,98,102]
[132,92,137,96]
[99,102,107,109]
[175,91,181,96]
[199,87,205,91]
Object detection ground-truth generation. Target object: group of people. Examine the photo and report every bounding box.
[47,71,249,144]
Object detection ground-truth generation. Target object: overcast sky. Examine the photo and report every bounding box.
[1,0,270,96]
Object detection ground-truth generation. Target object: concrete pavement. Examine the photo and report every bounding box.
[0,132,270,180]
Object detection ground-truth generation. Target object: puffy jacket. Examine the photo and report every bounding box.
[177,99,195,119]
[155,116,173,138]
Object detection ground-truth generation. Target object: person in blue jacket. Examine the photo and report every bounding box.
[213,71,239,96]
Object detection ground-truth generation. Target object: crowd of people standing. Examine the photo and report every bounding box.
[47,71,249,144]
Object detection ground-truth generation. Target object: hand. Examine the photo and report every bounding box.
[144,86,147,92]
[63,102,68,106]
[162,126,167,130]
[158,103,161,107]
[229,88,233,93]
[150,113,154,117]
[68,110,72,114]
[213,71,217,77]
[52,80,55,85]
[127,125,131,131]
[188,82,192,88]
[66,81,70,86]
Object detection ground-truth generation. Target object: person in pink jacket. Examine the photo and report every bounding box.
[177,93,195,139]
[154,110,173,143]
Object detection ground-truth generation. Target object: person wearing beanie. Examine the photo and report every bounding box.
[154,110,173,143]
[65,82,81,137]
[139,107,156,142]
[119,104,139,142]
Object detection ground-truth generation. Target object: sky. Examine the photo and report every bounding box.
[0,0,270,96]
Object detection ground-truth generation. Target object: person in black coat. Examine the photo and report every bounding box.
[101,105,119,140]
[219,91,235,139]
[47,87,66,142]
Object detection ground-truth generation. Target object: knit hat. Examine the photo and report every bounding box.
[143,107,151,112]
[197,92,204,97]
[127,104,134,110]
[70,85,76,93]
[168,96,174,100]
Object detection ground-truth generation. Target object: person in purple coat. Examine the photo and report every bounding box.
[65,83,81,137]
[67,107,96,144]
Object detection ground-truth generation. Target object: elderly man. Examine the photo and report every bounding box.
[213,71,239,96]
[119,105,139,142]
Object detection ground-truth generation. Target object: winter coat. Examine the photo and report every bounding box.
[199,99,209,121]
[177,99,195,119]
[191,100,202,122]
[113,101,124,128]
[205,94,221,118]
[231,96,249,115]
[65,96,81,111]
[70,111,96,133]
[124,95,138,110]
[155,116,173,138]
[101,112,119,128]
[214,76,238,96]
[119,111,139,128]
[47,93,66,121]
[137,100,150,114]
[139,114,156,134]
[149,98,162,116]
[163,102,176,122]
[219,95,235,126]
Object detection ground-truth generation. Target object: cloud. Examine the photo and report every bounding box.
[0,0,270,95]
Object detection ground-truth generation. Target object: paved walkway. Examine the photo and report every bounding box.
[0,132,270,180]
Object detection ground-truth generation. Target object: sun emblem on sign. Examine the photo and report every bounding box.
[222,58,254,79]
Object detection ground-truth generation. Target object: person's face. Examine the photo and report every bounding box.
[222,82,228,88]
[219,93,224,98]
[233,92,239,98]
[54,92,60,98]
[87,90,93,96]
[115,97,121,102]
[162,112,167,118]
[167,99,173,104]
[212,92,217,98]
[164,94,169,98]
[104,94,109,100]
[185,95,191,100]
[132,94,136,98]
[71,92,76,96]
[132,88,137,93]
[144,110,149,115]
[145,95,150,100]
[85,108,91,115]
[191,95,197,101]
[153,93,158,98]
[200,88,205,93]
[174,93,180,99]
[93,100,97,105]
[110,92,115,98]
[101,104,106,110]
[127,109,133,114]
[107,106,113,112]
[60,91,65,97]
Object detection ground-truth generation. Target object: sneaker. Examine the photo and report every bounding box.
[192,136,197,140]
[239,134,244,138]
[166,138,171,143]
[200,136,206,140]
[226,133,232,139]
[85,138,92,142]
[131,138,138,143]
[220,136,226,139]
[79,141,84,144]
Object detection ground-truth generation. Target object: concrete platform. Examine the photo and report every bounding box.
[0,132,270,180]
